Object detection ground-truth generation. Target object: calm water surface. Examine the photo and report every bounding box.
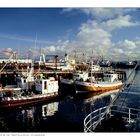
[0,69,140,132]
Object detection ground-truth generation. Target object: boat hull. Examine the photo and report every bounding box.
[75,81,123,93]
[60,79,74,86]
[0,93,58,108]
[60,79,76,95]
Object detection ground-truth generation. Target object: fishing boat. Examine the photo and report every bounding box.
[60,63,101,88]
[60,71,89,94]
[0,76,59,108]
[61,71,88,85]
[16,66,35,90]
[75,71,123,93]
[90,64,101,72]
[0,48,59,108]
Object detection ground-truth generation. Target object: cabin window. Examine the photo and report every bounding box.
[44,81,47,89]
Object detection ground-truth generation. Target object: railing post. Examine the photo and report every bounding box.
[106,107,111,119]
[129,108,131,124]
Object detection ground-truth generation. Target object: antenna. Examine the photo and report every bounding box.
[35,32,37,49]
[32,33,37,66]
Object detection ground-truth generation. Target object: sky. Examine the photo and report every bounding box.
[0,8,140,61]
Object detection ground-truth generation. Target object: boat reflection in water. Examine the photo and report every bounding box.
[20,107,36,128]
[74,89,119,116]
[42,102,58,117]
[75,89,119,105]
[0,89,119,132]
[0,69,139,132]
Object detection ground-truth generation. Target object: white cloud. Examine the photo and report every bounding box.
[76,22,112,54]
[101,15,140,31]
[110,39,140,60]
[48,45,56,52]
[81,8,125,19]
[76,7,136,20]
[118,40,137,50]
[112,48,124,54]
[135,41,140,47]
[63,8,136,20]
[70,8,140,59]
[41,39,69,55]
[27,8,140,60]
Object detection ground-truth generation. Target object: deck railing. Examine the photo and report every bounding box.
[84,105,140,132]
[84,62,140,132]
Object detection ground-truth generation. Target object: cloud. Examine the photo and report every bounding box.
[81,15,139,33]
[112,48,124,54]
[7,8,140,61]
[109,39,140,60]
[67,8,140,60]
[81,8,125,19]
[39,39,70,55]
[47,45,56,52]
[49,8,140,60]
[117,40,137,50]
[75,21,112,55]
[100,15,140,31]
[63,8,136,20]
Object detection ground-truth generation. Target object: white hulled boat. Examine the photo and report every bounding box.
[75,71,123,93]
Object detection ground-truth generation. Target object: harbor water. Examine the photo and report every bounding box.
[0,69,140,132]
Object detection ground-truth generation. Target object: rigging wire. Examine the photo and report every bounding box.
[116,61,139,99]
[115,70,137,110]
[0,54,14,73]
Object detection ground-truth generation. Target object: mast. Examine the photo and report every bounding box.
[32,33,37,67]
[91,56,93,82]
